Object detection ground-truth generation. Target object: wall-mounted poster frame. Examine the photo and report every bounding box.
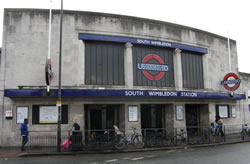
[218,105,229,118]
[128,105,138,122]
[16,106,29,124]
[231,105,236,118]
[176,105,184,121]
[39,106,58,123]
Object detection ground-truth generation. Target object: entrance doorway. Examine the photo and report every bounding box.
[185,104,209,132]
[141,104,165,129]
[84,104,120,131]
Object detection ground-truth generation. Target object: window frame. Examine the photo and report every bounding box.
[32,104,68,125]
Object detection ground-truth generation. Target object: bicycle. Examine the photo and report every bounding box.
[241,124,250,140]
[89,130,115,150]
[144,129,163,147]
[203,127,216,143]
[174,129,187,146]
[114,126,144,149]
[188,130,204,145]
[161,130,174,146]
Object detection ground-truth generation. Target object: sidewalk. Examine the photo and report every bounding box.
[1,138,250,158]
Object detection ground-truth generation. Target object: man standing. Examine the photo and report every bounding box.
[20,118,29,151]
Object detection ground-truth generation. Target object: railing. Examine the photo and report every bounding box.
[25,124,250,152]
[28,131,68,147]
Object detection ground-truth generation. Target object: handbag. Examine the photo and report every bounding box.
[61,138,72,151]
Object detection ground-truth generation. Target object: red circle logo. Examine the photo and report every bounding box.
[137,54,169,80]
[221,73,241,91]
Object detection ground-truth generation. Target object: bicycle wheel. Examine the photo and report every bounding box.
[188,136,197,145]
[174,135,183,146]
[162,135,173,146]
[209,134,216,143]
[197,136,204,144]
[133,135,144,148]
[115,138,126,150]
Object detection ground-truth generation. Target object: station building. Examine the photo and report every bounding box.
[0,8,248,146]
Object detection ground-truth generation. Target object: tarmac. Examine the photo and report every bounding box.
[0,138,249,158]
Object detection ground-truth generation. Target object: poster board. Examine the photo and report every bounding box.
[16,106,28,124]
[176,105,184,121]
[219,105,229,118]
[39,106,58,123]
[231,105,236,118]
[128,106,138,122]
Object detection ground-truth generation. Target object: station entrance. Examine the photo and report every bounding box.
[84,104,121,131]
[185,104,209,132]
[141,104,165,129]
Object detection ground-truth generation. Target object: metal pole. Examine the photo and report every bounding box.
[227,31,231,72]
[57,0,63,152]
[48,0,52,60]
[47,0,52,93]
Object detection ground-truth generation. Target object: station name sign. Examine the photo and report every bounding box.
[125,90,198,97]
[136,39,171,47]
[4,89,246,100]
[79,34,208,54]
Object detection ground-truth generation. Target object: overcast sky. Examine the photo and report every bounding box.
[0,0,249,73]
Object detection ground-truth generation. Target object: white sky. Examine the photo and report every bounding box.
[0,0,249,73]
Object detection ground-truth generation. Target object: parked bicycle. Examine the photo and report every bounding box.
[202,126,216,143]
[114,126,144,149]
[144,129,163,147]
[87,130,115,150]
[188,130,203,145]
[161,130,174,146]
[174,129,187,146]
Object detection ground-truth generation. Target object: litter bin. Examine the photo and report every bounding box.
[71,131,83,151]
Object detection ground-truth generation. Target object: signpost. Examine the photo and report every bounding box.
[57,0,63,152]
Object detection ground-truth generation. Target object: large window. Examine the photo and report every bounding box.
[32,105,68,124]
[85,41,125,85]
[181,51,204,89]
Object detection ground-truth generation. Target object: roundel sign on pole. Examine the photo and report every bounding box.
[221,73,241,91]
[137,54,169,80]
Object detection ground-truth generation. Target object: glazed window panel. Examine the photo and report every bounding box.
[85,41,125,85]
[181,51,204,89]
[132,45,175,87]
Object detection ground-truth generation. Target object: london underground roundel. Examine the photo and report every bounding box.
[221,73,241,91]
[137,54,169,80]
[45,59,53,85]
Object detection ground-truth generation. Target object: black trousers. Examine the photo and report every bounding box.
[21,136,28,150]
[219,127,225,137]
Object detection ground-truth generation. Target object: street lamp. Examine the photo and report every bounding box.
[57,0,63,152]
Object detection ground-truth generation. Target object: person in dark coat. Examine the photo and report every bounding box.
[70,119,82,151]
[20,118,29,151]
[72,119,80,135]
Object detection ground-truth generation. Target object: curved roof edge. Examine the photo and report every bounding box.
[4,8,236,43]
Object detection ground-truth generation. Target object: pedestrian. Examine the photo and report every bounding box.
[70,119,82,151]
[20,118,29,151]
[72,119,80,135]
[215,115,225,137]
